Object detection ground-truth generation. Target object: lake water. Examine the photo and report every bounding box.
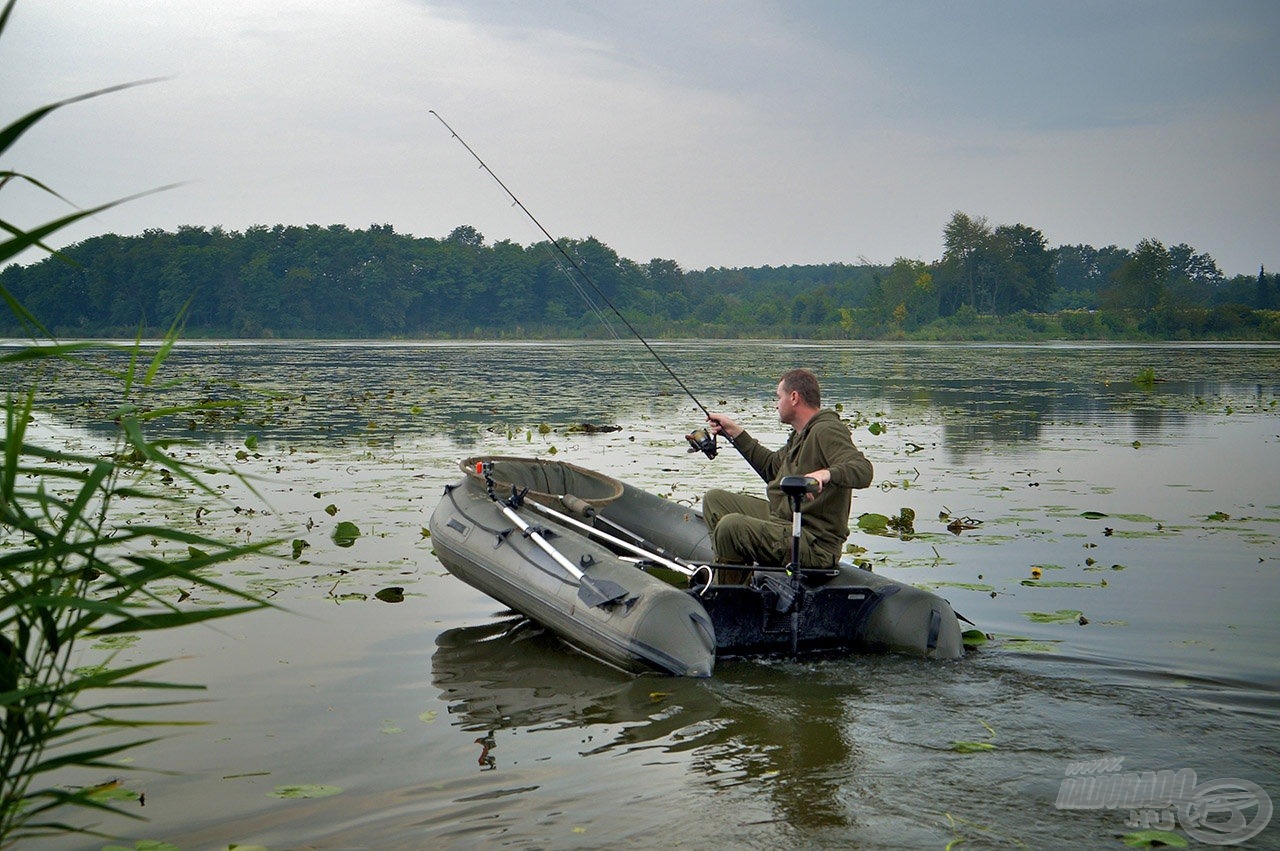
[8,340,1279,849]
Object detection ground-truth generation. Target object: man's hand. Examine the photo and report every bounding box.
[706,412,743,440]
[803,468,831,494]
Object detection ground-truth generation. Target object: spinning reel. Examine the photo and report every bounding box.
[684,427,718,459]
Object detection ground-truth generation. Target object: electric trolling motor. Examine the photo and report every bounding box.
[779,474,820,654]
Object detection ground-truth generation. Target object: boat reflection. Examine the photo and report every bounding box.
[432,617,865,828]
[431,616,721,741]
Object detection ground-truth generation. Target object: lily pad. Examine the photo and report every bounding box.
[927,582,995,592]
[951,741,997,753]
[269,783,343,799]
[87,782,142,804]
[1022,609,1084,623]
[857,513,890,534]
[332,521,361,547]
[1112,513,1158,523]
[91,634,140,650]
[375,586,405,603]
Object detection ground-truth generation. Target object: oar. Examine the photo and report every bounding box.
[560,499,839,578]
[479,462,630,608]
[523,498,714,593]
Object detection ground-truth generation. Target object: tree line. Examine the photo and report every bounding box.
[1,214,1276,340]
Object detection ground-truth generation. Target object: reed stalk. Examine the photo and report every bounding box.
[1,2,269,842]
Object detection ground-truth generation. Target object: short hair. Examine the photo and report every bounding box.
[780,369,821,408]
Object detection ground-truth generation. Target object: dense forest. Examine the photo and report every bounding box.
[2,212,1277,340]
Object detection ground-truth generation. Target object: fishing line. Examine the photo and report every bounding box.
[429,111,713,427]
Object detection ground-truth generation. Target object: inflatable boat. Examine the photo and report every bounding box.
[429,456,965,678]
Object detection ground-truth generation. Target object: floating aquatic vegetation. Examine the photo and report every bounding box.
[269,784,343,799]
[564,422,622,434]
[375,586,405,603]
[1022,609,1085,623]
[1021,579,1106,588]
[101,841,179,851]
[858,513,889,534]
[951,720,997,753]
[857,508,915,538]
[331,521,361,547]
[941,510,982,534]
[85,780,142,805]
[998,636,1062,653]
[925,582,995,593]
[90,634,140,650]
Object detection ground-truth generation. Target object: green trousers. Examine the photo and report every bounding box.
[702,488,834,584]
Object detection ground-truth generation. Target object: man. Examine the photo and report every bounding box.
[703,369,873,579]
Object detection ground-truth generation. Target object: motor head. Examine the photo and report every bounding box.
[779,475,819,498]
[685,427,718,459]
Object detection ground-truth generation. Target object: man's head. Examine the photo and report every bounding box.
[776,369,821,427]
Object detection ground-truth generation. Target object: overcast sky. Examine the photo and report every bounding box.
[3,0,1277,276]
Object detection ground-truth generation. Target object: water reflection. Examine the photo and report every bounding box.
[432,618,721,747]
[5,342,1277,452]
[432,619,863,829]
[10,339,1278,848]
[691,666,862,828]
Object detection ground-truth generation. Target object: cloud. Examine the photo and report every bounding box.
[3,0,1277,276]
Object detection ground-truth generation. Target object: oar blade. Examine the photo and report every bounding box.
[578,575,630,608]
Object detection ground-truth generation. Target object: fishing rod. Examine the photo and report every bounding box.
[429,110,718,459]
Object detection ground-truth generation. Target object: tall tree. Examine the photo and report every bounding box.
[940,211,993,313]
[993,223,1055,312]
[1105,238,1169,310]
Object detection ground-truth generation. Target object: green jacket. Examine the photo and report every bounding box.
[728,409,874,562]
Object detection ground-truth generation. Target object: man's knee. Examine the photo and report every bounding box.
[713,511,751,542]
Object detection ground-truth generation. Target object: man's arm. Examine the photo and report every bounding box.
[707,413,781,483]
[808,421,873,492]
